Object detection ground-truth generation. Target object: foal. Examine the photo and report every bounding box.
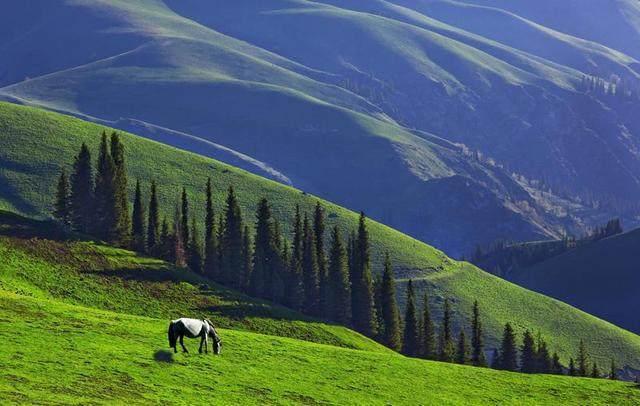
[168,318,222,354]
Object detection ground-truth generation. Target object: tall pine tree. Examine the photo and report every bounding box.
[147,180,160,254]
[379,253,401,351]
[173,204,186,267]
[286,205,305,311]
[402,280,419,356]
[499,323,518,371]
[110,132,131,247]
[420,293,436,360]
[94,132,116,241]
[203,178,218,280]
[327,226,351,325]
[220,186,244,288]
[70,143,94,234]
[577,339,589,377]
[438,298,455,362]
[520,330,537,373]
[252,198,278,299]
[455,330,470,365]
[53,169,72,226]
[302,214,320,315]
[350,213,376,337]
[131,180,146,252]
[313,202,329,318]
[471,300,487,367]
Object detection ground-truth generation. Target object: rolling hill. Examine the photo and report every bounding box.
[5,0,640,255]
[507,228,640,335]
[2,102,640,372]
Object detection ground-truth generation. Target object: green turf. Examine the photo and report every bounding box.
[2,101,640,371]
[1,290,638,405]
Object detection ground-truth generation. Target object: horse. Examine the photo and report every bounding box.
[168,318,222,355]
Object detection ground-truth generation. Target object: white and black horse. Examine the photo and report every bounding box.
[168,318,222,354]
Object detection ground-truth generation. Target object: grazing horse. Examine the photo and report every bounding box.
[168,318,222,354]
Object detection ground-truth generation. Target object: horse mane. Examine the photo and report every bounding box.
[204,319,221,342]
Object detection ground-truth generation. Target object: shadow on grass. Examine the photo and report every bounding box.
[153,350,174,363]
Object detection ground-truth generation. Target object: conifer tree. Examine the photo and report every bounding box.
[402,280,419,356]
[373,274,384,342]
[455,330,470,365]
[591,362,600,378]
[131,180,146,252]
[54,169,72,226]
[351,213,377,337]
[158,217,172,262]
[313,202,329,317]
[471,300,487,367]
[70,143,94,234]
[203,178,218,279]
[94,132,116,240]
[378,253,401,351]
[242,226,253,292]
[536,334,552,374]
[499,323,518,371]
[173,205,186,267]
[286,205,305,310]
[551,352,563,375]
[220,187,244,288]
[188,218,203,274]
[252,198,277,299]
[302,214,320,315]
[271,220,286,303]
[609,359,617,380]
[180,188,190,251]
[110,132,131,247]
[577,339,589,377]
[568,358,577,376]
[438,298,455,362]
[491,348,501,369]
[147,181,160,254]
[520,330,537,373]
[327,226,351,325]
[420,293,436,360]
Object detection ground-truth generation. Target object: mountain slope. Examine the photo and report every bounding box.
[2,102,640,370]
[510,228,640,335]
[2,291,638,404]
[6,0,638,255]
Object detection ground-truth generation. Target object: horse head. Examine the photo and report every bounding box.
[205,319,222,355]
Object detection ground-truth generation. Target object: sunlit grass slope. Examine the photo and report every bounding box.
[1,291,639,405]
[2,102,640,370]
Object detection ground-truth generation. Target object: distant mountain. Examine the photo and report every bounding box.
[2,0,640,255]
[506,227,640,335]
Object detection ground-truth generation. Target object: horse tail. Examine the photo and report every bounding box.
[168,321,176,349]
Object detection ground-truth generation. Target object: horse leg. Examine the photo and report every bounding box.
[199,335,204,354]
[180,335,189,353]
[204,334,209,354]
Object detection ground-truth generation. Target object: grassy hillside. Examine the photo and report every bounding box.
[9,0,639,256]
[511,228,640,334]
[2,102,640,371]
[1,291,639,404]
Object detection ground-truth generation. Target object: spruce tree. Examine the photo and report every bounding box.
[271,220,286,303]
[327,226,351,325]
[252,198,277,299]
[577,339,589,377]
[402,280,419,356]
[286,205,305,311]
[188,218,203,274]
[110,132,131,247]
[302,214,320,315]
[591,362,600,378]
[158,217,172,262]
[438,298,455,362]
[471,300,487,367]
[536,334,552,374]
[180,188,190,252]
[53,169,72,226]
[609,359,617,380]
[351,212,377,337]
[499,323,518,371]
[313,202,329,317]
[94,132,116,240]
[520,330,537,373]
[147,180,160,254]
[378,253,401,351]
[220,187,244,288]
[491,348,501,369]
[455,330,470,365]
[420,293,436,360]
[70,143,94,234]
[568,358,577,376]
[131,180,146,252]
[551,352,563,375]
[173,205,186,267]
[203,178,218,279]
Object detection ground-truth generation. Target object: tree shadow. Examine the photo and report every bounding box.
[153,350,174,363]
[0,210,76,241]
